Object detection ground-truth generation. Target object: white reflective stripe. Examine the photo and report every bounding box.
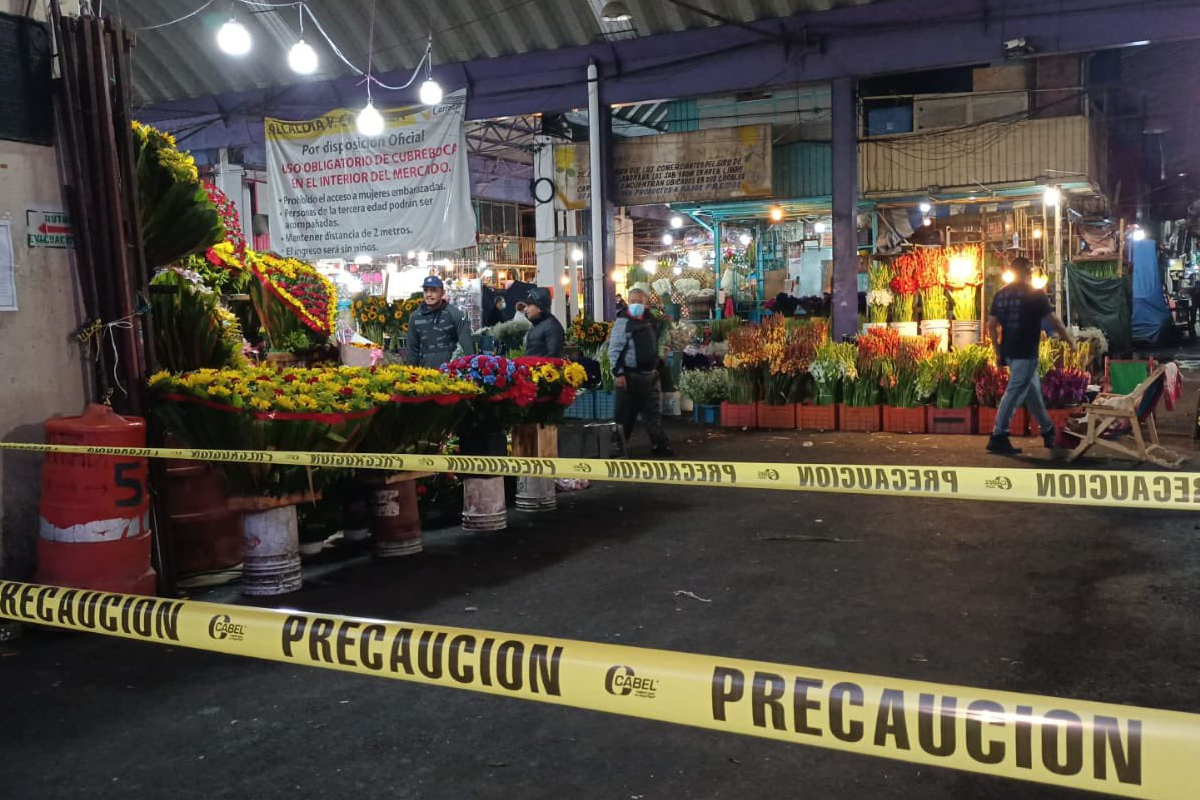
[38,512,150,543]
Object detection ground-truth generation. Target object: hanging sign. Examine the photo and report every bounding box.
[265,90,475,260]
[25,210,73,248]
[553,124,773,209]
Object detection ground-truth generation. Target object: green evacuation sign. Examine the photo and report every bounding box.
[26,210,73,248]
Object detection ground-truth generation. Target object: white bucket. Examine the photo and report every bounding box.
[515,477,556,511]
[680,394,695,413]
[888,321,919,336]
[920,319,951,352]
[952,320,981,350]
[242,506,302,596]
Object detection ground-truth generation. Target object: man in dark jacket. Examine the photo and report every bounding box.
[406,275,474,368]
[607,284,673,457]
[522,287,565,357]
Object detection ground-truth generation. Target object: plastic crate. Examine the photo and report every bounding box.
[592,390,616,421]
[882,406,927,434]
[563,392,594,420]
[837,404,882,433]
[1042,407,1083,436]
[756,402,796,429]
[797,403,837,431]
[694,404,720,425]
[977,407,1027,436]
[926,406,976,435]
[721,402,757,428]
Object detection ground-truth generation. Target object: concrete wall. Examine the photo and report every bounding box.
[0,135,91,577]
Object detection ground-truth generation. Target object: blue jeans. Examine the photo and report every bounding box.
[992,358,1055,436]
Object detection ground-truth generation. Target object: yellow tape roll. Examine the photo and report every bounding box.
[1,441,1198,512]
[0,579,1196,799]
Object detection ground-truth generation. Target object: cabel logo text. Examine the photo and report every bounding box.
[208,614,246,642]
[984,476,1014,491]
[605,665,659,699]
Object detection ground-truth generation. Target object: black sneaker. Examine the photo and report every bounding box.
[1042,428,1057,449]
[651,444,676,458]
[986,435,1022,455]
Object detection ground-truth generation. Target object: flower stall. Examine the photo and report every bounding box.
[246,251,338,362]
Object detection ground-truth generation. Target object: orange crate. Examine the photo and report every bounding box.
[837,404,882,433]
[797,404,837,431]
[1042,407,1082,435]
[721,402,757,428]
[926,406,976,435]
[755,402,796,429]
[882,406,927,434]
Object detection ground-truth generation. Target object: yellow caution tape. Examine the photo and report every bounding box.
[0,579,1194,798]
[1,441,1199,511]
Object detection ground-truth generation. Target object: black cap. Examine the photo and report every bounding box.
[527,287,553,311]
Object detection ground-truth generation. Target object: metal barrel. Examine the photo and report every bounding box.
[241,506,302,596]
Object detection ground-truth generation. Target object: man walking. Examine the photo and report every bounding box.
[608,284,674,457]
[522,287,565,357]
[986,257,1075,455]
[406,275,474,368]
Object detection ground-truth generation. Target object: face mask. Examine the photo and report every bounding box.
[627,303,645,317]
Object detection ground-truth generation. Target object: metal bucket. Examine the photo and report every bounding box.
[369,479,423,557]
[515,477,556,511]
[462,477,507,531]
[951,319,981,350]
[241,506,302,596]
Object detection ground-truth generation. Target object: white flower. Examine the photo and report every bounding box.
[867,289,893,307]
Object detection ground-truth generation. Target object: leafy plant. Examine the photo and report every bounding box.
[149,268,244,372]
[680,368,729,405]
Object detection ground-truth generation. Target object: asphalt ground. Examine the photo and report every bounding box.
[3,394,1200,799]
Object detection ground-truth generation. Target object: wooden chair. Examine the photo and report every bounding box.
[1064,367,1184,468]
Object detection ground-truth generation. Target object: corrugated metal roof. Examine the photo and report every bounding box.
[121,0,876,107]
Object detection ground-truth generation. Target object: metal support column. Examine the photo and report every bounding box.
[714,220,723,320]
[831,78,859,341]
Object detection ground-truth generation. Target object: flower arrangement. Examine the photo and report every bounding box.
[652,278,674,301]
[844,329,890,406]
[513,356,589,424]
[1041,367,1090,408]
[351,295,395,344]
[680,368,729,406]
[443,354,540,433]
[915,248,948,320]
[867,262,893,324]
[945,244,983,321]
[132,120,223,268]
[149,366,382,496]
[723,322,765,403]
[673,278,705,300]
[364,364,483,455]
[882,333,938,408]
[888,254,919,322]
[247,251,337,353]
[569,317,612,356]
[952,345,991,408]
[809,342,855,406]
[487,317,532,351]
[974,363,1010,408]
[202,181,247,268]
[149,267,246,372]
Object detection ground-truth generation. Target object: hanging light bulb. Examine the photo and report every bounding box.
[813,222,827,234]
[769,207,784,222]
[919,201,932,214]
[738,233,752,246]
[356,100,385,137]
[288,39,319,74]
[670,215,684,229]
[1031,272,1049,290]
[1032,228,1043,240]
[572,248,584,262]
[217,17,252,56]
[662,233,674,246]
[419,79,443,106]
[1131,227,1147,241]
[1002,269,1016,285]
[560,275,570,286]
[687,250,704,269]
[1043,186,1062,206]
[922,217,933,227]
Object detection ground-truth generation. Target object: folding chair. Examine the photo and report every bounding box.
[1064,367,1185,468]
[1102,357,1157,395]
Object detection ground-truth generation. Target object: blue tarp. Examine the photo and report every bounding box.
[1130,239,1172,345]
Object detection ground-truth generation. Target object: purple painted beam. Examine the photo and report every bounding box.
[141,0,1200,144]
[830,78,858,342]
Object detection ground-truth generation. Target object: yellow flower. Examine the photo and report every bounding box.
[147,370,172,388]
[371,391,392,403]
[249,397,272,411]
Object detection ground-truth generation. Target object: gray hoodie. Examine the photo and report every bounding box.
[405,301,473,368]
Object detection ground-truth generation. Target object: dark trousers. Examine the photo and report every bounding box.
[614,370,668,448]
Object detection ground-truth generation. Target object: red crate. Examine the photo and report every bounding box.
[837,404,882,433]
[1043,407,1083,435]
[882,406,927,434]
[755,402,796,429]
[977,407,1027,436]
[926,406,976,435]
[721,402,758,428]
[797,404,837,431]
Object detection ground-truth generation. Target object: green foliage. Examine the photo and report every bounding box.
[149,269,244,372]
[679,368,729,406]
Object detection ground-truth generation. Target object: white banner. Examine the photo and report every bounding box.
[265,90,475,260]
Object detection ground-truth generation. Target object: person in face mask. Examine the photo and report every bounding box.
[607,283,673,457]
[485,294,508,328]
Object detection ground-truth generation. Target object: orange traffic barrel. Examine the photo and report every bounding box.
[36,404,157,595]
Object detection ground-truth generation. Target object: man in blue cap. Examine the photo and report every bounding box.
[522,287,565,357]
[406,275,474,368]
